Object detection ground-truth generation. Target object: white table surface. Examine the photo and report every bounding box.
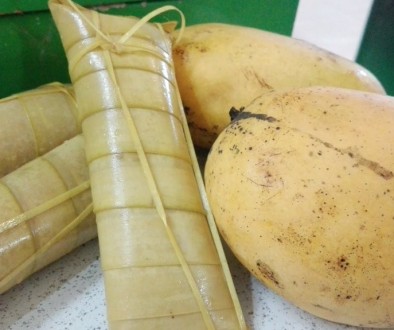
[0,238,385,330]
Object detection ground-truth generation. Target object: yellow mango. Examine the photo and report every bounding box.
[205,87,394,327]
[172,24,386,148]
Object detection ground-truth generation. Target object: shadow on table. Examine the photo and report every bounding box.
[222,240,255,328]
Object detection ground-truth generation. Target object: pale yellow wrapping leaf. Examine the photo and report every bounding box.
[0,136,95,294]
[49,0,246,328]
[0,83,80,177]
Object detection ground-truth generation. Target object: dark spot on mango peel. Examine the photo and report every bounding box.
[337,256,350,270]
[229,107,278,123]
[229,107,245,121]
[312,304,334,312]
[305,134,394,180]
[256,260,283,289]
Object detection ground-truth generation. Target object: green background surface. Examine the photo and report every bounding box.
[0,0,392,98]
[0,0,298,98]
[357,0,394,96]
